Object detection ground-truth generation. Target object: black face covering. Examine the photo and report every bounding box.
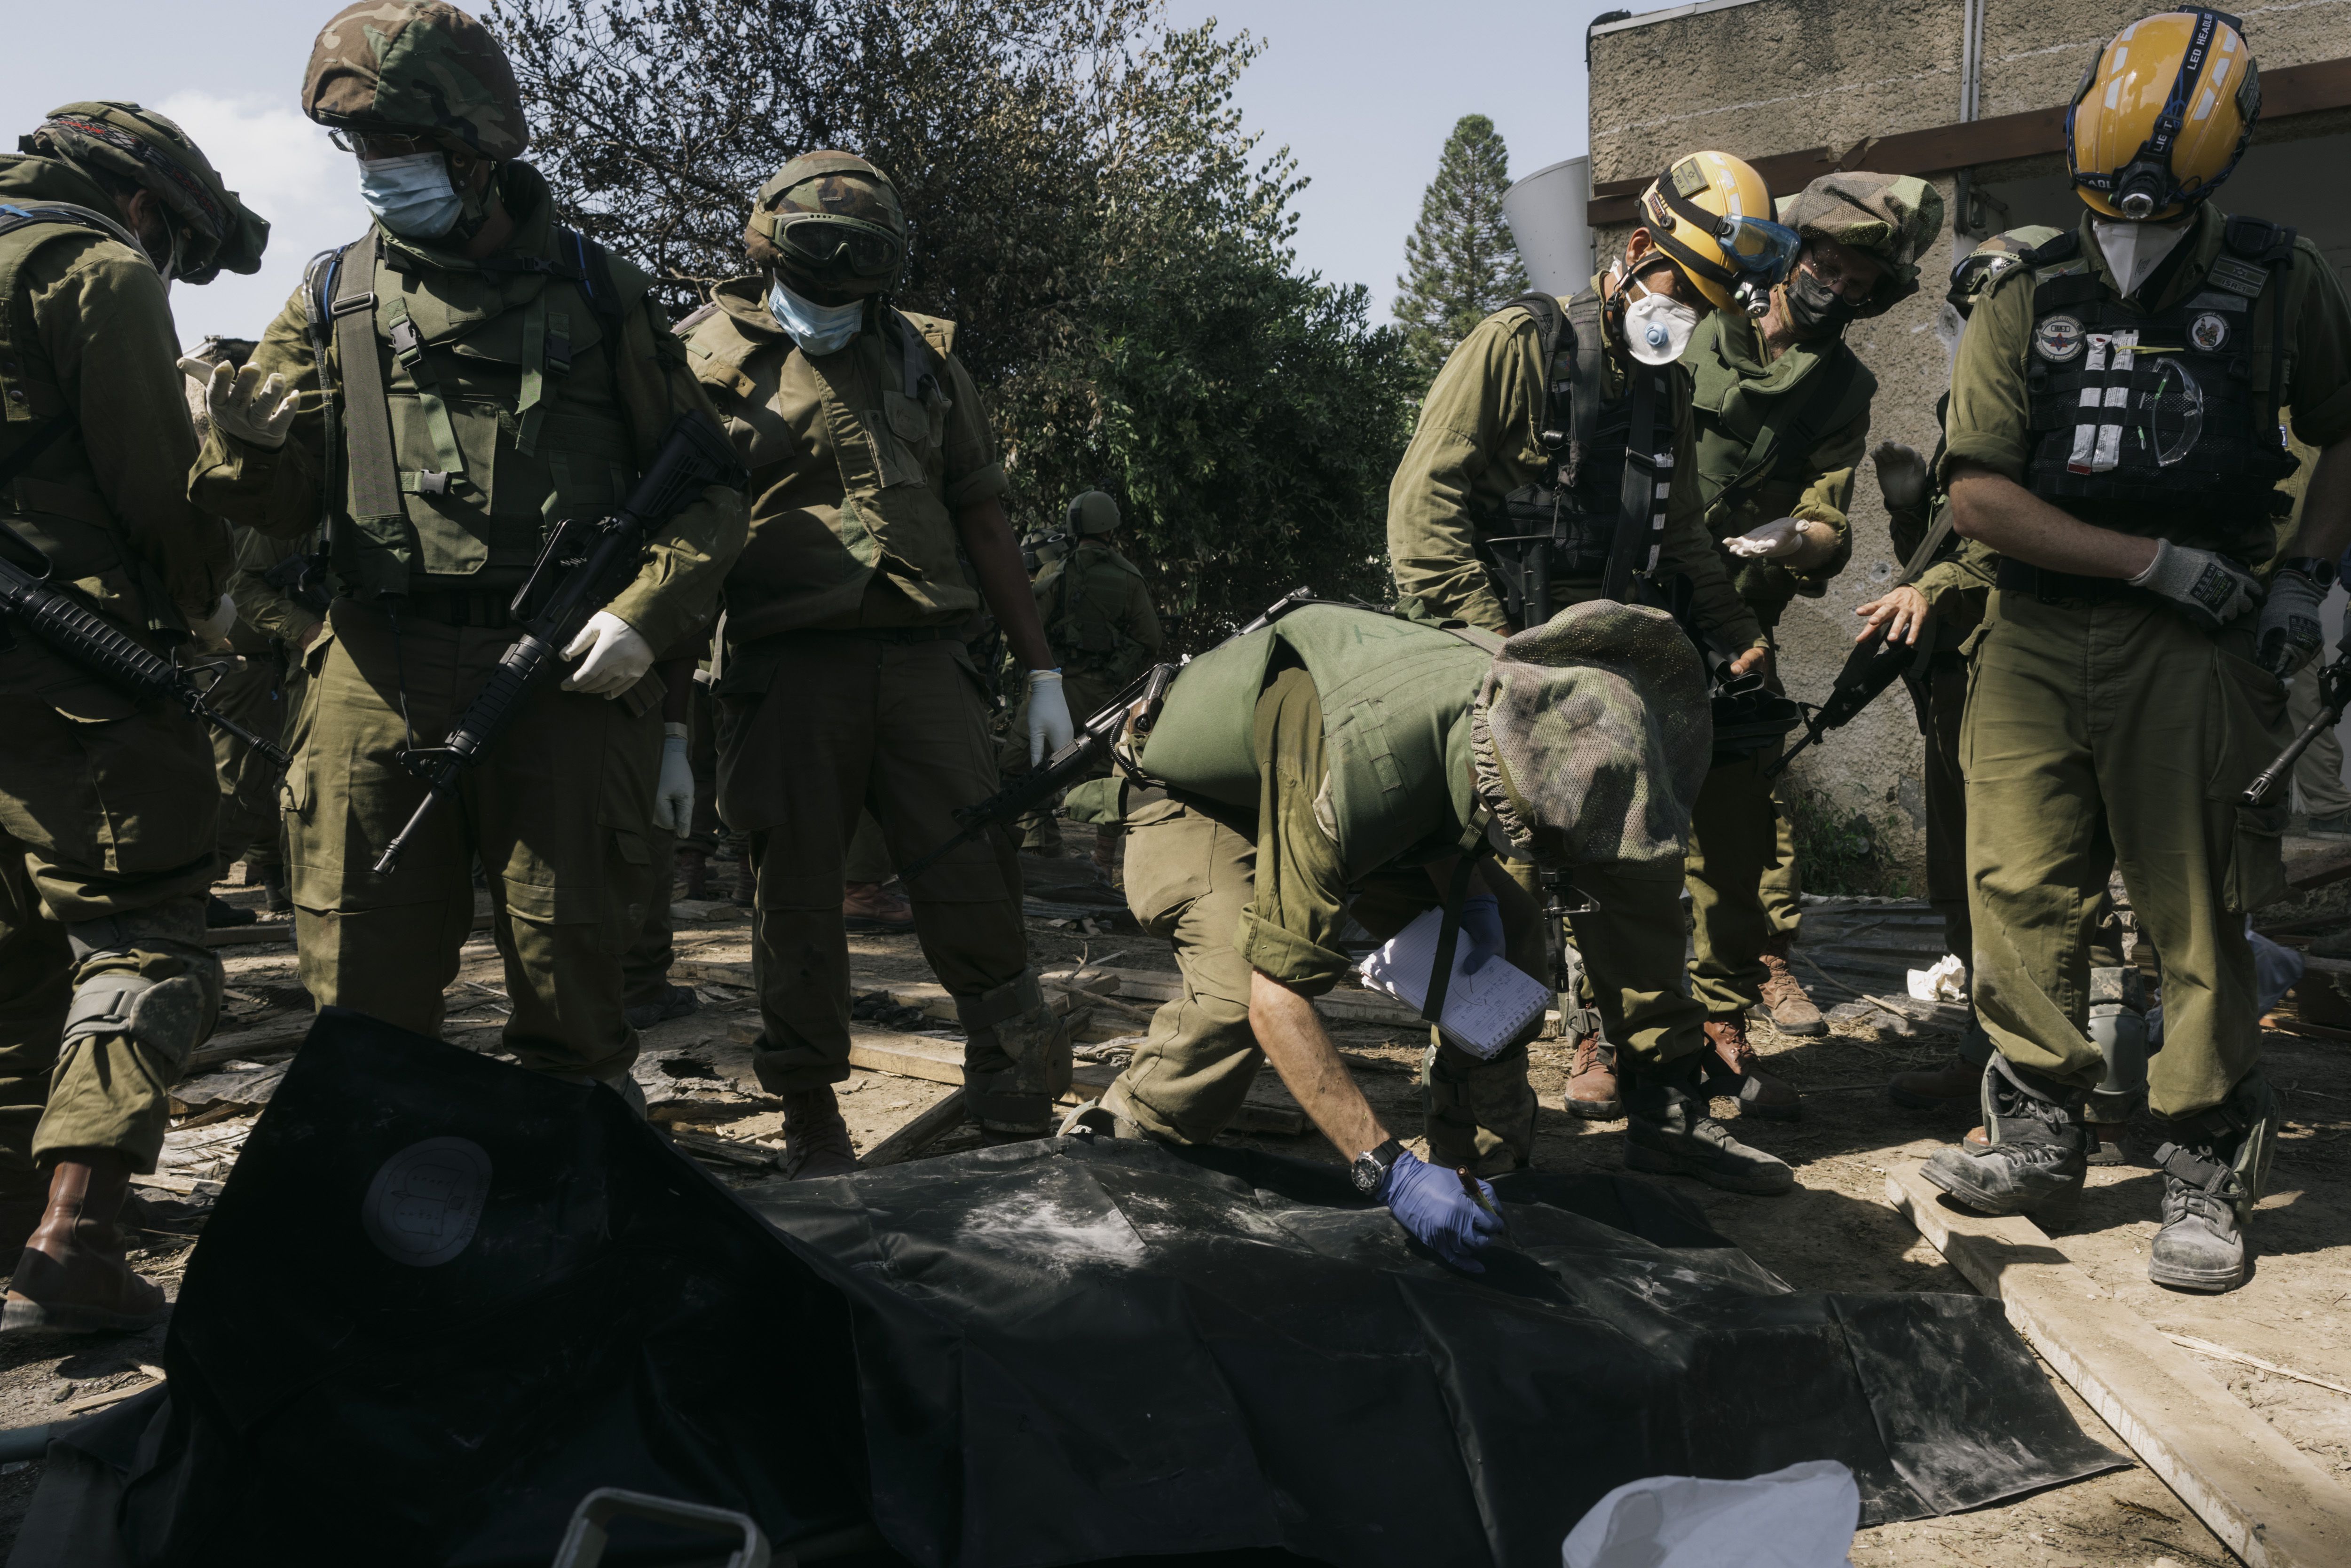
[1783,266,1859,339]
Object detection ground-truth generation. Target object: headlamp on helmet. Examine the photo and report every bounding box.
[2067,8,2259,222]
[1641,154,1799,318]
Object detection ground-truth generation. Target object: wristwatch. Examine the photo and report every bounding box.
[2277,556,2337,590]
[1350,1137,1404,1197]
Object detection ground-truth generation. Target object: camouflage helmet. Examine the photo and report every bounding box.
[1946,224,2066,317]
[24,102,270,284]
[1066,491,1120,536]
[1469,601,1711,869]
[1779,172,1946,318]
[303,1,530,161]
[744,151,907,298]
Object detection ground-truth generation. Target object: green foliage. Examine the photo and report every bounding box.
[494,0,1415,648]
[1395,114,1529,385]
[1787,790,1911,899]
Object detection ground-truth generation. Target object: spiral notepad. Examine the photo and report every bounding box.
[1356,907,1552,1060]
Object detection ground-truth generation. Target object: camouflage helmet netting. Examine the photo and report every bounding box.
[1782,172,1946,315]
[1469,601,1711,868]
[304,1,530,160]
[29,102,270,283]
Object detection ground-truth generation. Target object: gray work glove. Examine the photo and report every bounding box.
[2256,567,2327,679]
[1872,441,1929,512]
[2127,539,2264,632]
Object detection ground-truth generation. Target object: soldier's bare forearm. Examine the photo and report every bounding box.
[1248,969,1386,1161]
[956,496,1054,670]
[1947,463,2160,580]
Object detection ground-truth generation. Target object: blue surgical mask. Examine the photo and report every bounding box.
[358,152,462,240]
[767,273,866,355]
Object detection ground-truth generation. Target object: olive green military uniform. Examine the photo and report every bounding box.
[680,276,1063,1117]
[1945,205,2351,1117]
[1385,286,1760,1093]
[1002,535,1164,850]
[203,526,320,881]
[0,155,235,1180]
[189,162,745,1082]
[1889,496,1996,963]
[1680,307,1872,1017]
[1101,608,1547,1173]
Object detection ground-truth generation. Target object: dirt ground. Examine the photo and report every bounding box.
[4,840,2350,1566]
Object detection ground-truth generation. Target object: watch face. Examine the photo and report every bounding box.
[1351,1152,1386,1195]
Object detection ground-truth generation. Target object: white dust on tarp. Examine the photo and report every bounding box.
[950,1186,1149,1270]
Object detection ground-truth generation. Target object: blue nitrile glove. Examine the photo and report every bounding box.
[1380,1149,1505,1273]
[1458,891,1505,975]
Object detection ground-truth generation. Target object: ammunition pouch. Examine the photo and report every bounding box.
[1477,489,1615,627]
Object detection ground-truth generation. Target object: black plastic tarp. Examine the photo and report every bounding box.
[23,1008,2122,1567]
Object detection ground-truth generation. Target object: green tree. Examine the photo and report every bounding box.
[495,0,1413,646]
[1394,114,1529,383]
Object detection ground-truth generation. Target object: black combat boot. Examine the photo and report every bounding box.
[778,1085,859,1179]
[2147,1074,2278,1294]
[1624,1053,1794,1195]
[1923,1056,2085,1219]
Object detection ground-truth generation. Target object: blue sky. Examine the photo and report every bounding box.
[4,0,1631,344]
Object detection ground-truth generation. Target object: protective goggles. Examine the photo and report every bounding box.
[1649,180,1802,287]
[767,214,902,281]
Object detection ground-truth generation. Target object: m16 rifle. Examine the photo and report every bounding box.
[1766,615,1936,780]
[373,413,746,875]
[2246,641,2351,807]
[0,520,289,766]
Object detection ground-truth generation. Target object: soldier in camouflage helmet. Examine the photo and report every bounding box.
[1074,596,1789,1264]
[0,104,264,1331]
[190,3,746,1117]
[681,150,1073,1173]
[1679,172,1941,1061]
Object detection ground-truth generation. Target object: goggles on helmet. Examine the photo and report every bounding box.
[1648,179,1801,316]
[770,214,901,282]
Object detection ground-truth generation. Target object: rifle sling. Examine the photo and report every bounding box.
[332,230,405,521]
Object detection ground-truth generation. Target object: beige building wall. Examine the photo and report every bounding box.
[1588,0,2351,892]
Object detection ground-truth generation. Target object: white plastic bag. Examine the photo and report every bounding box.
[1906,954,1967,1003]
[1561,1459,1858,1568]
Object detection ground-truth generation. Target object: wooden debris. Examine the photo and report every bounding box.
[184,1015,315,1073]
[2164,1333,2351,1400]
[664,1127,778,1171]
[1884,1162,2351,1567]
[862,1090,967,1166]
[2285,840,2351,893]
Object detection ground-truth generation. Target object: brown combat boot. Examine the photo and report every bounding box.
[778,1086,860,1180]
[2,1154,168,1333]
[1564,1033,1622,1120]
[677,846,710,901]
[1756,935,1825,1037]
[843,880,915,932]
[1699,1017,1803,1121]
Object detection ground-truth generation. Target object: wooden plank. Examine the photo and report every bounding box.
[862,1089,966,1166]
[1884,1163,2351,1567]
[2286,840,2351,892]
[185,1015,314,1072]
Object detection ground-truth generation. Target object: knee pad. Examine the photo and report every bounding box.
[63,972,211,1063]
[956,972,1073,1132]
[1421,1040,1534,1175]
[2086,966,2148,1121]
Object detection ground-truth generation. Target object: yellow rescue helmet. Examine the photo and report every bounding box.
[1637,150,1800,315]
[2067,8,2260,221]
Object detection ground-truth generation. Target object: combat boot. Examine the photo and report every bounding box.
[778,1085,859,1179]
[1890,1016,1995,1111]
[205,893,256,929]
[1923,1056,2085,1219]
[258,864,292,914]
[2,1154,168,1333]
[1563,1032,1621,1120]
[843,880,915,932]
[1623,1053,1794,1195]
[623,982,699,1031]
[2147,1073,2279,1294]
[1755,935,1825,1036]
[957,973,1073,1135]
[2083,966,2148,1167]
[677,846,710,901]
[1698,1016,1802,1120]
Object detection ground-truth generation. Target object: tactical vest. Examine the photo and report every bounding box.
[305,221,644,599]
[1476,290,1670,621]
[0,199,176,627]
[2020,221,2296,548]
[1042,543,1142,675]
[1138,605,1492,877]
[680,296,964,629]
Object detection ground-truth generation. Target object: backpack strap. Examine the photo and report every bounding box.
[327,230,405,524]
[889,307,946,401]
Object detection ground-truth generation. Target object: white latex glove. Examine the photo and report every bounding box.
[1027,667,1075,766]
[1872,441,1930,511]
[1724,517,1806,559]
[182,356,298,450]
[188,591,238,642]
[560,609,655,696]
[652,723,694,832]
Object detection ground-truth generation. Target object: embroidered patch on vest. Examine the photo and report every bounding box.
[2034,315,2086,363]
[2189,311,2230,352]
[2208,255,2269,298]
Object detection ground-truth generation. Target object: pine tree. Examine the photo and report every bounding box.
[1395,115,1529,384]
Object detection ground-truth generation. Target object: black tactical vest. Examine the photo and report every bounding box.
[2022,221,2296,547]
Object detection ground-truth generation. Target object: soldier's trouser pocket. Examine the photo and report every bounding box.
[2208,648,2289,916]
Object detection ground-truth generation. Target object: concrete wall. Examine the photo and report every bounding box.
[1587,0,2351,891]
